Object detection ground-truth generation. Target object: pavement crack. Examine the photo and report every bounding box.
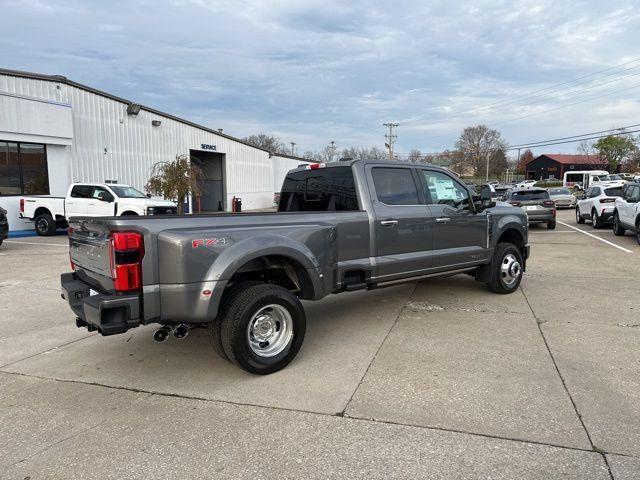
[2,369,636,463]
[0,334,95,370]
[520,286,615,480]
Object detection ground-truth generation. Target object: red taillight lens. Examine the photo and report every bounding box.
[110,232,144,292]
[19,198,24,213]
[68,227,75,271]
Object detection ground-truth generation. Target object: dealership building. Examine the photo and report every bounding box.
[0,68,308,231]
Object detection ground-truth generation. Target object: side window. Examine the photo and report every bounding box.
[92,186,113,201]
[420,170,470,209]
[630,186,640,202]
[371,168,420,205]
[70,185,92,198]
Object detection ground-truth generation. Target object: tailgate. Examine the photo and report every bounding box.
[69,223,115,292]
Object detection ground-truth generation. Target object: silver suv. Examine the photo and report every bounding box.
[612,182,640,244]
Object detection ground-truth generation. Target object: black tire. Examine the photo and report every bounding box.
[0,238,3,247]
[613,213,625,236]
[219,282,306,374]
[636,229,640,246]
[34,213,56,236]
[576,207,585,224]
[591,210,601,229]
[547,220,556,230]
[209,281,264,362]
[487,243,524,294]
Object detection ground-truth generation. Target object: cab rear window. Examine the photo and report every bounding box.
[278,166,359,212]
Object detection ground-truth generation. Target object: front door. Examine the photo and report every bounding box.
[368,165,433,281]
[417,169,489,270]
[87,186,116,217]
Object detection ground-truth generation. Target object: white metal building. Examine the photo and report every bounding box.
[0,69,309,231]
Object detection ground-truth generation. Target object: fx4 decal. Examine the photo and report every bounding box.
[192,238,229,248]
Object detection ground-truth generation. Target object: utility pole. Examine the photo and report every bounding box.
[516,148,521,181]
[329,141,336,162]
[290,142,296,156]
[383,122,399,160]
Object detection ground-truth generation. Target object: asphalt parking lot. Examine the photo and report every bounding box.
[1,208,639,479]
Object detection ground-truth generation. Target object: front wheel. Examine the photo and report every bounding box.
[613,213,625,236]
[487,243,524,294]
[219,282,306,374]
[576,207,585,224]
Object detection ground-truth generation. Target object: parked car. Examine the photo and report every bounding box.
[504,188,556,229]
[516,179,538,188]
[612,181,640,244]
[590,174,626,188]
[20,183,178,236]
[618,173,634,181]
[61,160,530,374]
[0,207,8,246]
[547,187,577,209]
[493,185,510,201]
[575,185,623,228]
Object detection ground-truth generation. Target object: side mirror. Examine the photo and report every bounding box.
[97,192,113,203]
[475,185,496,211]
[146,193,152,198]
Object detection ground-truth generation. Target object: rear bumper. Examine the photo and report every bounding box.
[61,272,141,335]
[527,213,555,223]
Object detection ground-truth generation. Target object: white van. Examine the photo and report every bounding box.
[563,170,608,191]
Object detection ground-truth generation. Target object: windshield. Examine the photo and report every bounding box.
[604,186,623,196]
[549,188,571,195]
[109,186,147,198]
[512,190,549,201]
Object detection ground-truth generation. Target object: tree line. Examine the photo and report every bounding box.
[243,125,640,179]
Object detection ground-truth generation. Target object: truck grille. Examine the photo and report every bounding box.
[150,207,177,215]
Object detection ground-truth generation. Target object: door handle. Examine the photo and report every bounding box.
[435,217,451,223]
[380,220,398,227]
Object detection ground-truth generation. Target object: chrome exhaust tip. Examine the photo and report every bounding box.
[173,324,190,340]
[153,325,173,343]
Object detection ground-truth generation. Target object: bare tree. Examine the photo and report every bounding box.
[455,125,507,179]
[242,134,287,154]
[340,146,387,161]
[408,149,423,163]
[577,140,608,170]
[518,149,534,174]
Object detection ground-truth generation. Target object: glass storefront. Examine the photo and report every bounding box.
[0,142,49,196]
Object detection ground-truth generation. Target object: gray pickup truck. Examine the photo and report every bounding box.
[61,160,530,374]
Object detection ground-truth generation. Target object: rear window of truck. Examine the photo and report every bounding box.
[278,166,359,212]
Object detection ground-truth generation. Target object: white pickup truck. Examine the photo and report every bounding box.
[20,183,178,236]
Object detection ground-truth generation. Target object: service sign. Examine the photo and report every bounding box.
[201,144,216,151]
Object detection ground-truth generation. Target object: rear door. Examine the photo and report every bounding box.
[66,185,92,218]
[417,169,489,270]
[367,165,433,280]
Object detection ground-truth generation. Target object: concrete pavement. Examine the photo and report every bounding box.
[1,209,639,478]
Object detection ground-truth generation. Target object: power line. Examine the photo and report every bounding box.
[509,123,640,149]
[395,127,640,157]
[405,57,640,127]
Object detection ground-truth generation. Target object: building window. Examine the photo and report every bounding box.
[0,141,49,196]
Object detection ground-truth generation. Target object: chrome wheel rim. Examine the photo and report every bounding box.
[500,253,521,287]
[36,218,49,233]
[246,304,293,358]
[592,212,597,225]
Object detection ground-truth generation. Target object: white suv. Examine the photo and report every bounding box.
[575,185,623,228]
[613,182,640,243]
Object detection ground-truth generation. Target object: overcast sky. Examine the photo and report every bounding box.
[2,0,639,156]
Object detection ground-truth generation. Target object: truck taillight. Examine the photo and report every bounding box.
[110,231,144,292]
[68,227,75,271]
[19,198,24,213]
